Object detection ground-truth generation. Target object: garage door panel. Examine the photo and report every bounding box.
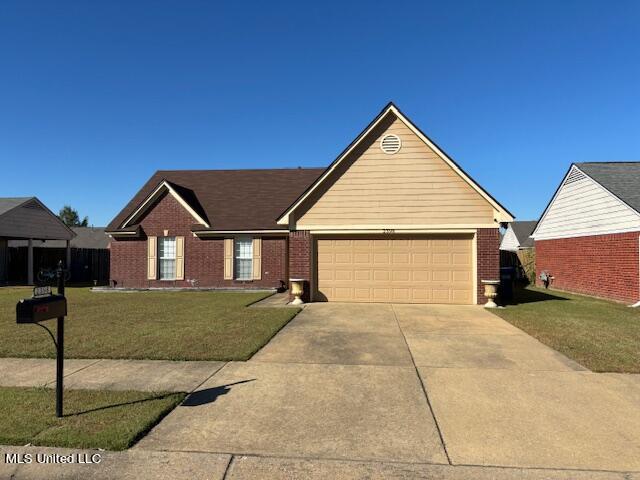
[432,289,451,303]
[373,288,391,301]
[453,270,471,282]
[452,253,471,264]
[317,235,474,304]
[432,270,450,282]
[373,270,390,281]
[452,289,472,303]
[334,270,353,281]
[353,253,370,263]
[412,270,430,282]
[392,270,410,281]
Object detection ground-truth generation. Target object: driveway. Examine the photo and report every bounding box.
[137,303,640,474]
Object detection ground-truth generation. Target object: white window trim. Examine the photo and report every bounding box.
[158,236,177,281]
[234,236,253,281]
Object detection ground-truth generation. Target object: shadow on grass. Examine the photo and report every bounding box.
[64,393,179,418]
[182,379,256,407]
[503,287,569,306]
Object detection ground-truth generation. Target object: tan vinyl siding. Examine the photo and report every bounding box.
[296,117,494,228]
[223,238,234,280]
[147,236,157,280]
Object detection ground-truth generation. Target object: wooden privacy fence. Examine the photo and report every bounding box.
[8,247,110,285]
[500,249,536,284]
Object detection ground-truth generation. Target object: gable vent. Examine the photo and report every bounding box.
[21,200,42,210]
[380,134,402,154]
[564,168,586,185]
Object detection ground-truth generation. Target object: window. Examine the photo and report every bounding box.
[234,237,253,280]
[158,237,176,280]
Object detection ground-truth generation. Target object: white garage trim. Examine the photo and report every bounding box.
[472,232,478,305]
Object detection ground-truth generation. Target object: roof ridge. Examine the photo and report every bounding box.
[576,161,640,165]
[155,167,325,173]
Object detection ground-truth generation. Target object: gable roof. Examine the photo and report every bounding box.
[277,102,514,225]
[0,197,33,217]
[575,162,640,213]
[509,221,537,248]
[531,162,640,239]
[120,180,211,229]
[107,168,325,232]
[0,197,75,240]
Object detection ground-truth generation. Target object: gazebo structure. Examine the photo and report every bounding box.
[0,197,75,285]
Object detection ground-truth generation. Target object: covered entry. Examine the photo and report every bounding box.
[316,235,474,304]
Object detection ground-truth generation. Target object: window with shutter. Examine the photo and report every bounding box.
[234,237,253,280]
[158,237,176,280]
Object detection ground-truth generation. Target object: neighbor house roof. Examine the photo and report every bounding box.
[107,168,325,232]
[0,197,34,216]
[576,162,640,213]
[9,227,109,249]
[0,197,75,240]
[510,221,537,248]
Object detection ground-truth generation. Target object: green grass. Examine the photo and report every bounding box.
[0,387,184,450]
[1,288,298,361]
[492,286,640,373]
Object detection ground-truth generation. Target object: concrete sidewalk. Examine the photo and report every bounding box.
[2,446,637,480]
[0,358,224,392]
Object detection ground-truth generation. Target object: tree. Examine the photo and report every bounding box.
[58,205,89,227]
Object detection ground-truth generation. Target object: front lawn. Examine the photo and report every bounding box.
[0,288,298,361]
[492,287,640,373]
[0,387,184,450]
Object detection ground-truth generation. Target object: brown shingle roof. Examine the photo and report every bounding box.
[107,168,325,232]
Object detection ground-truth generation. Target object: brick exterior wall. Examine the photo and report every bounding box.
[288,230,312,302]
[110,192,287,289]
[477,228,500,304]
[535,232,640,303]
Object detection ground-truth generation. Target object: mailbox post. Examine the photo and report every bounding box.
[55,263,65,418]
[16,261,67,418]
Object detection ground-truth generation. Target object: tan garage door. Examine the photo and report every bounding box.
[316,236,474,304]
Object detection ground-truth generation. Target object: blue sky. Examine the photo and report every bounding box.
[1,0,639,226]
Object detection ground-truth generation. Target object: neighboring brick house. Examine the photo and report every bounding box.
[107,103,513,304]
[531,162,640,304]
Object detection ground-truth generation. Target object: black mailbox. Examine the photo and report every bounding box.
[16,295,67,324]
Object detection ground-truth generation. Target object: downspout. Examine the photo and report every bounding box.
[631,236,640,307]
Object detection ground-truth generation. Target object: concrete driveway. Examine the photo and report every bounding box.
[137,303,640,474]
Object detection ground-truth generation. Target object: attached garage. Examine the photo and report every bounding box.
[316,235,474,304]
[278,103,513,305]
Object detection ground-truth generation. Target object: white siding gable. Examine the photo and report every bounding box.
[532,166,640,240]
[499,226,520,251]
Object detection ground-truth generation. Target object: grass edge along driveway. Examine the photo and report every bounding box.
[0,386,185,450]
[492,287,640,373]
[0,288,298,361]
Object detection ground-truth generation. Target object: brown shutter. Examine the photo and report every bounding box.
[252,238,262,280]
[147,236,157,280]
[224,238,234,280]
[175,236,185,280]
